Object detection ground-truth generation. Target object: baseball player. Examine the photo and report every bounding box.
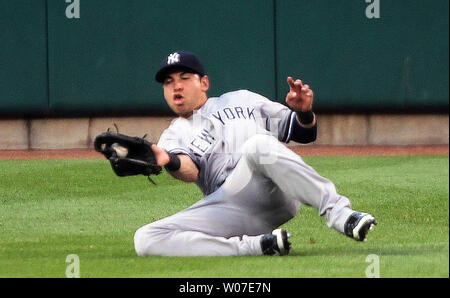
[133,51,377,257]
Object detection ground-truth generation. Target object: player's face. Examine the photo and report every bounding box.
[162,71,209,118]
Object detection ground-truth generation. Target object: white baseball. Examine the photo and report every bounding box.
[111,143,128,158]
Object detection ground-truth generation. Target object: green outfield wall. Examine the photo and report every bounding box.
[1,0,448,117]
[0,0,49,116]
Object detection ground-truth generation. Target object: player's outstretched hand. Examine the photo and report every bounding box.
[151,144,170,167]
[285,76,314,112]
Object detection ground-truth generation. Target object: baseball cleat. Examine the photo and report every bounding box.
[344,212,377,241]
[260,229,291,256]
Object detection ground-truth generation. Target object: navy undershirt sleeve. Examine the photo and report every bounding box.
[283,111,317,144]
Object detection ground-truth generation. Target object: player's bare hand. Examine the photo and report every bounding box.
[151,144,170,167]
[285,76,314,112]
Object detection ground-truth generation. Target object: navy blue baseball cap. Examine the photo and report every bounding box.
[155,51,206,83]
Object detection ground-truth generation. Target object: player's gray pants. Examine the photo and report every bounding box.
[134,134,355,257]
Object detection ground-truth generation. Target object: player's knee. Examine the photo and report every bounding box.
[241,134,280,164]
[134,227,149,257]
[242,134,276,154]
[134,225,162,257]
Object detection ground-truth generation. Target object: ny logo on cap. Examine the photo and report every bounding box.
[167,52,180,65]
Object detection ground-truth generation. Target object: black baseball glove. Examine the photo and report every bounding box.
[94,127,162,184]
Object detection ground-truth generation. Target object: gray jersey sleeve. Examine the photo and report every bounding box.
[246,91,294,142]
[157,118,198,162]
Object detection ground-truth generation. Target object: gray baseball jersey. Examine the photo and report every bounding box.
[157,89,296,195]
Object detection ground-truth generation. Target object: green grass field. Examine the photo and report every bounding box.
[0,155,448,278]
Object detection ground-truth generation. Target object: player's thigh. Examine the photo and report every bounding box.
[148,183,297,238]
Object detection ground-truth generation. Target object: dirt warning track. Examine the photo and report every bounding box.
[0,145,447,160]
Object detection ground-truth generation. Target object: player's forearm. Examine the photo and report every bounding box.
[167,154,199,183]
[152,145,199,182]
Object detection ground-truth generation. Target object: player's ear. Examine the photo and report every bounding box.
[200,75,210,92]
